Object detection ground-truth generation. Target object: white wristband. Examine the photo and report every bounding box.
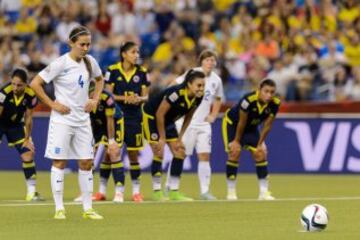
[108,138,116,144]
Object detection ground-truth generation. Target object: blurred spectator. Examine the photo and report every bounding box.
[0,0,360,102]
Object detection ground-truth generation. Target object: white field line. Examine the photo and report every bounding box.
[1,196,360,207]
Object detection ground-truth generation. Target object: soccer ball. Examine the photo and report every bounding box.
[300,204,329,232]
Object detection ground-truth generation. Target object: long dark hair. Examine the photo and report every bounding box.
[181,69,205,88]
[119,41,137,62]
[69,26,92,79]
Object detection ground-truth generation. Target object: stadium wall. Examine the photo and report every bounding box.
[1,112,360,173]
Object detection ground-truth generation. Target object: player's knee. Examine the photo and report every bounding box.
[78,160,93,170]
[108,149,120,162]
[254,150,266,162]
[228,152,240,161]
[175,148,185,159]
[52,160,67,169]
[21,151,34,161]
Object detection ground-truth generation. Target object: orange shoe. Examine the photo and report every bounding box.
[132,193,144,203]
[92,192,106,201]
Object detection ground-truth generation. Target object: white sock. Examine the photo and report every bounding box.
[259,178,269,194]
[165,162,171,190]
[198,161,211,194]
[78,169,93,211]
[115,184,124,194]
[98,177,108,195]
[26,179,36,195]
[51,166,64,211]
[132,180,140,195]
[152,176,162,191]
[169,176,180,191]
[227,179,237,192]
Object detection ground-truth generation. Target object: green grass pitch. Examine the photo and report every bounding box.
[0,171,359,240]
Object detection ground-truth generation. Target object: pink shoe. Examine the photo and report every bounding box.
[92,192,106,201]
[132,193,144,203]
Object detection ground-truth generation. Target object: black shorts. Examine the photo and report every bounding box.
[0,123,29,154]
[123,116,144,150]
[222,111,259,152]
[93,118,124,147]
[143,111,178,144]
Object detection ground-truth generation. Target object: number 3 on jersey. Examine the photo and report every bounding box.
[78,75,84,88]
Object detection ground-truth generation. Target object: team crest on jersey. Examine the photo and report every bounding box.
[151,133,158,140]
[212,82,216,89]
[0,92,5,103]
[265,108,271,114]
[117,76,122,81]
[180,103,185,107]
[168,92,179,102]
[241,100,249,109]
[98,105,104,111]
[22,99,27,105]
[133,75,140,83]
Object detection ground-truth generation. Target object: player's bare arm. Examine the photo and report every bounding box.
[106,114,120,160]
[229,110,248,158]
[257,115,275,148]
[85,76,104,113]
[206,96,222,123]
[155,99,171,155]
[23,108,35,152]
[105,83,137,104]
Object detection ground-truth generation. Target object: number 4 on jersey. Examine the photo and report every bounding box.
[78,75,84,88]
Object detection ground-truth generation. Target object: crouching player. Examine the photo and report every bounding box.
[223,79,280,200]
[143,69,205,201]
[89,83,125,202]
[0,68,44,201]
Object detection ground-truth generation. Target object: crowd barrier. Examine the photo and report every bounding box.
[1,104,360,173]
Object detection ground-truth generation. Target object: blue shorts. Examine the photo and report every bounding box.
[123,116,144,150]
[222,112,259,152]
[92,118,124,147]
[0,123,30,154]
[143,111,178,144]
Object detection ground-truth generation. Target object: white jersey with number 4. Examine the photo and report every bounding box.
[39,53,102,126]
[175,67,224,126]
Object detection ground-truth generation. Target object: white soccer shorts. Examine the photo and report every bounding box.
[176,122,212,156]
[45,121,94,160]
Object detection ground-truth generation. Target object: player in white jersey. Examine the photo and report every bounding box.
[167,49,224,200]
[30,26,104,220]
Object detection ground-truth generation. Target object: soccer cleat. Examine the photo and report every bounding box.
[226,189,238,201]
[82,209,104,220]
[200,192,217,201]
[168,190,193,201]
[132,193,144,203]
[54,210,66,220]
[152,190,168,201]
[73,194,82,202]
[113,192,124,203]
[26,192,45,201]
[92,192,106,201]
[258,191,275,201]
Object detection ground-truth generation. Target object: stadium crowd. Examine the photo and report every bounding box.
[0,0,360,102]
